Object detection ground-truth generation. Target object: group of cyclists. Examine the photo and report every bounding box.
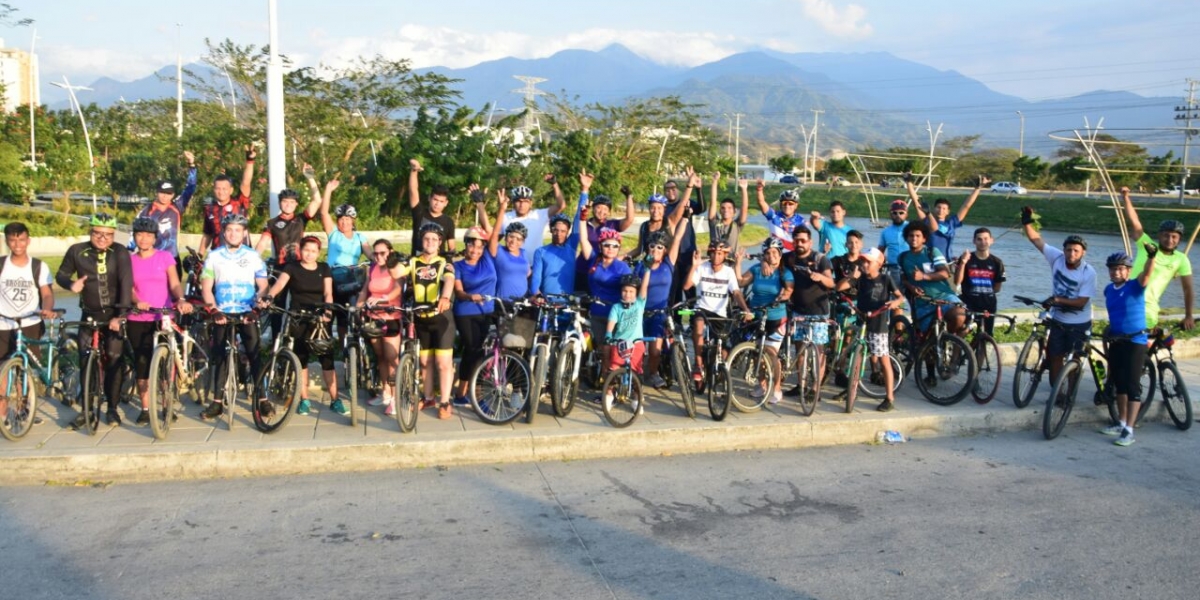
[0,151,1193,443]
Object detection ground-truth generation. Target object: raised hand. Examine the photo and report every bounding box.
[468,183,485,204]
[409,159,423,172]
[579,170,594,190]
[244,144,257,161]
[544,173,557,185]
[183,150,195,165]
[325,179,340,193]
[303,163,315,179]
[738,178,749,191]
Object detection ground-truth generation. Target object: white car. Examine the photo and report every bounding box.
[990,181,1027,195]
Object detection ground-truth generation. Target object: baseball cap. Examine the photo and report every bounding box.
[155,180,175,194]
[864,247,884,264]
[890,200,907,211]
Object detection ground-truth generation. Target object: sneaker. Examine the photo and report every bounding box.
[452,395,471,407]
[201,401,224,420]
[330,399,349,416]
[136,410,150,426]
[1114,429,1135,447]
[368,395,393,407]
[750,386,767,399]
[783,385,802,398]
[644,374,667,389]
[105,412,122,426]
[257,399,275,418]
[32,415,44,426]
[1098,424,1124,436]
[877,400,895,412]
[691,369,703,384]
[769,391,782,405]
[418,397,437,411]
[437,403,453,420]
[69,414,88,430]
[384,402,395,417]
[509,392,524,411]
[296,399,311,416]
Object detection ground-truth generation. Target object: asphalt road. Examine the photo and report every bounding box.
[2,426,1198,600]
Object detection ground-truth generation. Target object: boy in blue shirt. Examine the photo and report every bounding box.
[1100,244,1156,447]
[605,271,650,380]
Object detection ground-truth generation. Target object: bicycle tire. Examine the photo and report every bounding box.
[347,345,359,427]
[797,343,821,417]
[857,354,902,399]
[551,339,579,417]
[1130,361,1158,427]
[727,342,774,413]
[51,337,80,406]
[469,350,530,425]
[1044,360,1080,440]
[601,368,642,428]
[224,354,238,430]
[1012,335,1044,408]
[147,345,175,440]
[971,334,1003,404]
[80,350,101,435]
[670,342,696,418]
[915,334,977,406]
[845,348,862,413]
[708,362,732,421]
[395,352,420,433]
[253,351,301,434]
[1159,361,1193,430]
[0,357,35,441]
[526,344,549,424]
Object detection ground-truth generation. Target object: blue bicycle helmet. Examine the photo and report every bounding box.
[1105,252,1133,268]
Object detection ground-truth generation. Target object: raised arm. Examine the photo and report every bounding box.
[488,191,508,258]
[755,179,770,215]
[545,173,566,218]
[707,171,720,220]
[957,175,989,223]
[737,178,749,226]
[177,151,198,212]
[319,179,340,234]
[470,183,492,232]
[670,170,700,229]
[667,213,687,266]
[407,159,422,209]
[300,164,323,219]
[954,250,971,287]
[1021,206,1045,252]
[809,210,824,232]
[239,145,256,199]
[1137,242,1156,288]
[1120,186,1144,240]
[616,185,636,232]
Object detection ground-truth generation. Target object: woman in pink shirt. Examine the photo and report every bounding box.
[357,239,402,411]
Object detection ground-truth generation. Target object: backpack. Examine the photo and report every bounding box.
[0,255,47,288]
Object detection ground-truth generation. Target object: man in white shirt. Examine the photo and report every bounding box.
[683,240,752,381]
[0,222,56,427]
[502,175,566,256]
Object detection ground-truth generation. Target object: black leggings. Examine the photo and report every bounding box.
[211,319,263,401]
[1108,338,1148,402]
[125,320,157,379]
[455,313,493,382]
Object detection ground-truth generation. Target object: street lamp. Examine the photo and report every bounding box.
[28,28,38,172]
[221,64,238,120]
[350,109,378,167]
[1016,110,1025,157]
[50,76,98,211]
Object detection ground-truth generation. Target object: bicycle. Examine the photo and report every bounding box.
[599,339,645,428]
[727,301,788,413]
[694,313,736,421]
[330,303,393,428]
[1044,331,1124,440]
[77,315,137,435]
[909,298,977,406]
[1134,327,1191,430]
[546,294,588,418]
[0,309,71,441]
[781,315,827,417]
[466,298,534,427]
[646,299,698,419]
[203,308,264,431]
[962,310,1016,404]
[135,306,210,440]
[839,302,905,413]
[525,298,561,425]
[249,305,311,433]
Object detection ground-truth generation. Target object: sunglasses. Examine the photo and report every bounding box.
[373,251,389,256]
[649,244,666,250]
[90,230,115,239]
[601,243,621,249]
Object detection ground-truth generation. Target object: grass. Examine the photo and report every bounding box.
[990,318,1199,344]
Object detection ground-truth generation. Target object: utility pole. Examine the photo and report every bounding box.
[50,77,97,211]
[512,75,547,144]
[28,28,37,172]
[1016,110,1025,157]
[266,0,286,217]
[175,23,184,139]
[810,109,824,182]
[732,113,743,180]
[927,121,943,190]
[1174,79,1198,205]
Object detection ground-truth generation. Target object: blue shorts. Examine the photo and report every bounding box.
[792,317,830,345]
[1047,320,1091,358]
[914,294,962,331]
[644,312,667,339]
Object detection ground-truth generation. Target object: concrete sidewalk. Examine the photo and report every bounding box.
[2,357,1197,486]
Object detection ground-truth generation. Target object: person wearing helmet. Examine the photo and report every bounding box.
[256,165,323,266]
[199,145,257,255]
[602,270,651,382]
[735,236,795,404]
[581,226,633,364]
[756,178,806,253]
[390,220,457,420]
[532,172,588,298]
[0,222,56,426]
[407,159,457,256]
[1021,206,1096,386]
[126,216,193,426]
[707,172,749,252]
[487,192,532,301]
[907,171,989,260]
[135,150,197,265]
[684,237,753,382]
[1100,244,1157,446]
[358,239,402,411]
[810,200,853,258]
[475,173,566,257]
[452,225,498,408]
[263,236,340,417]
[1120,186,1193,330]
[199,211,270,420]
[636,215,689,389]
[319,176,371,337]
[664,169,707,307]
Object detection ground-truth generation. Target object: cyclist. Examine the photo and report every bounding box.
[899,221,968,338]
[319,178,371,337]
[407,159,457,256]
[199,213,270,420]
[683,240,753,382]
[491,175,566,256]
[0,222,56,427]
[531,172,586,297]
[256,167,324,339]
[198,145,256,255]
[664,169,706,306]
[359,240,402,411]
[837,248,905,411]
[955,227,1006,335]
[906,172,989,261]
[1099,247,1157,447]
[735,237,794,404]
[636,218,688,390]
[1020,206,1096,387]
[452,227,496,409]
[134,150,197,272]
[390,223,457,420]
[631,191,685,261]
[603,272,651,381]
[706,172,748,251]
[783,225,835,392]
[1119,186,1194,330]
[810,200,853,258]
[127,217,192,426]
[56,213,134,427]
[757,180,806,253]
[487,192,531,301]
[580,227,632,372]
[877,198,911,286]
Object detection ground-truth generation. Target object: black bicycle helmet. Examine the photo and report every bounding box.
[334,204,357,218]
[619,274,640,289]
[132,217,158,234]
[278,188,300,200]
[504,222,528,240]
[1159,219,1186,235]
[592,194,612,207]
[306,336,336,356]
[417,222,445,240]
[1062,234,1087,250]
[361,320,384,339]
[762,237,785,253]
[549,214,572,229]
[221,213,249,229]
[1105,251,1133,268]
[646,231,670,248]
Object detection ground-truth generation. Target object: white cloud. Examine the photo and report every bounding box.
[798,0,873,39]
[40,45,171,83]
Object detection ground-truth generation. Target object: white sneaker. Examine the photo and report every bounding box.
[368,395,393,407]
[770,391,782,405]
[383,402,395,417]
[1098,423,1123,436]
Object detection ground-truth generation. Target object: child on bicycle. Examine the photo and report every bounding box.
[604,272,651,382]
[1100,245,1156,447]
[840,248,905,411]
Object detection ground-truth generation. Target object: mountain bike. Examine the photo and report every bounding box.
[1044,331,1118,440]
[599,339,646,428]
[645,299,697,418]
[78,315,136,435]
[546,294,588,418]
[694,313,736,421]
[135,306,210,440]
[962,309,1016,404]
[251,306,309,433]
[1134,327,1191,429]
[839,303,905,413]
[727,301,787,413]
[203,308,263,430]
[911,299,977,406]
[0,309,70,441]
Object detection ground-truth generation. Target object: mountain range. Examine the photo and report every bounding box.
[51,44,1181,159]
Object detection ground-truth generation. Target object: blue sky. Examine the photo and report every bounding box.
[12,0,1198,104]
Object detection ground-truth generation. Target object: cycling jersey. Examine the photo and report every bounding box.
[55,242,133,317]
[262,212,311,264]
[327,230,367,267]
[763,208,806,252]
[202,195,252,248]
[201,245,267,313]
[137,166,197,256]
[399,254,453,317]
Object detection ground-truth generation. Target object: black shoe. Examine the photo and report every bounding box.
[69,414,88,430]
[257,399,275,418]
[201,401,224,420]
[923,375,938,388]
[877,400,895,412]
[136,410,150,426]
[834,372,849,388]
[105,412,121,426]
[32,416,44,426]
[783,385,802,398]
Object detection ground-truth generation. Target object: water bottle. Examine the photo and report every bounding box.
[1092,360,1106,385]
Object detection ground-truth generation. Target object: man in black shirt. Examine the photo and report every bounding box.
[831,230,867,300]
[954,227,1006,334]
[784,225,835,393]
[407,159,457,256]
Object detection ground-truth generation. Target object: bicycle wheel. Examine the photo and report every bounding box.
[797,343,821,417]
[147,345,176,440]
[224,356,238,430]
[708,362,732,421]
[1044,360,1080,440]
[253,351,301,434]
[346,345,359,427]
[914,334,977,406]
[526,344,549,424]
[394,352,420,433]
[845,348,862,413]
[469,350,531,425]
[1159,361,1193,430]
[601,368,642,428]
[727,342,774,413]
[971,334,1003,404]
[1012,336,1044,408]
[889,315,914,374]
[551,339,579,417]
[0,357,35,441]
[670,342,697,418]
[80,350,101,435]
[51,337,80,406]
[857,353,902,399]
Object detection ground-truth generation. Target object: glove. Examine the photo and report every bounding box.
[470,189,485,204]
[620,185,631,197]
[901,171,913,184]
[1144,242,1158,260]
[1021,206,1035,225]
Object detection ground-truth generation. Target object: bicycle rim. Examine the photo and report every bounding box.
[1012,336,1043,408]
[845,349,862,413]
[1043,361,1079,440]
[0,358,34,441]
[708,363,731,421]
[526,345,549,424]
[254,352,301,434]
[551,340,578,417]
[671,343,696,419]
[971,334,1002,404]
[601,369,641,428]
[798,344,821,417]
[469,351,530,425]
[395,353,420,433]
[81,352,101,435]
[148,346,175,440]
[1159,361,1193,430]
[727,343,773,413]
[915,335,976,406]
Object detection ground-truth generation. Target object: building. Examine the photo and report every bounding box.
[0,38,38,113]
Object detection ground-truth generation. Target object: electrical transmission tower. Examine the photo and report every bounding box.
[512,75,547,144]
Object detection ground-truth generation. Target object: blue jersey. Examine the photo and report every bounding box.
[588,258,631,318]
[201,245,266,314]
[879,223,909,265]
[929,215,962,258]
[636,259,674,310]
[1104,280,1147,344]
[493,247,530,300]
[327,230,367,267]
[747,264,793,321]
[453,253,497,317]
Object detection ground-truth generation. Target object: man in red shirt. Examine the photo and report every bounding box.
[199,145,257,255]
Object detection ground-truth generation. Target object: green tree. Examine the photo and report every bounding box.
[768,154,799,175]
[1049,157,1090,189]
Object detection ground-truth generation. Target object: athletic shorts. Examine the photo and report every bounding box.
[415,312,455,353]
[1047,320,1091,358]
[606,340,645,374]
[868,332,889,357]
[1107,338,1147,401]
[792,316,829,345]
